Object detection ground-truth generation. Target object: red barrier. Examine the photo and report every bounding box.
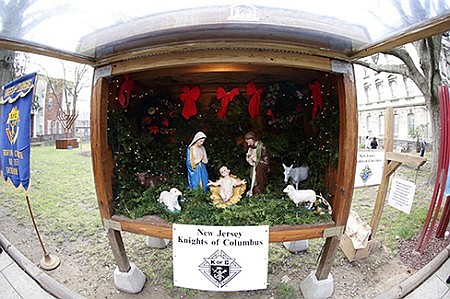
[416,86,450,252]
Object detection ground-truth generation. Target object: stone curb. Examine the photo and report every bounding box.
[0,231,85,299]
[375,243,450,299]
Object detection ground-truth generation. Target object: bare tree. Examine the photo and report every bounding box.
[356,0,449,179]
[39,61,90,137]
[60,62,90,121]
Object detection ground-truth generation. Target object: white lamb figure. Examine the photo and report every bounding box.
[158,188,183,212]
[283,185,316,209]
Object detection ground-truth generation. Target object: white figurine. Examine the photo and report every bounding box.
[158,188,183,212]
[283,185,316,209]
[282,163,309,190]
[208,166,246,201]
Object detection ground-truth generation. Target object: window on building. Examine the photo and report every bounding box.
[375,79,384,101]
[388,75,397,98]
[394,114,399,135]
[47,120,52,135]
[408,112,415,136]
[47,98,53,109]
[366,115,372,134]
[364,83,371,103]
[378,114,384,136]
[403,77,413,96]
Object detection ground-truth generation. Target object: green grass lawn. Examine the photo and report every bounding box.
[0,145,101,240]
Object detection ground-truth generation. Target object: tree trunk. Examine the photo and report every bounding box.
[415,36,442,182]
[429,91,441,181]
[0,49,16,88]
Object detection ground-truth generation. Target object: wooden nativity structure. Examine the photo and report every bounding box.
[85,5,364,282]
[80,5,449,288]
[1,2,448,294]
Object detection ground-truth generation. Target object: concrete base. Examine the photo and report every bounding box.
[283,240,308,252]
[145,236,170,248]
[113,263,146,293]
[300,271,334,299]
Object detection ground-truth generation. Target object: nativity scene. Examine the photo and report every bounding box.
[107,74,338,226]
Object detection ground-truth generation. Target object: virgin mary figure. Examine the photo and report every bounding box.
[186,131,209,191]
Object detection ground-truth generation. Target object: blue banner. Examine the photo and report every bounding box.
[1,73,36,191]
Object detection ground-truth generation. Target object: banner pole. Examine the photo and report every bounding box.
[26,195,60,270]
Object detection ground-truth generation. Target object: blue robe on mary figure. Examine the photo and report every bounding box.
[186,131,209,191]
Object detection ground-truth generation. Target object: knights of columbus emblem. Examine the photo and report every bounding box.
[198,250,241,288]
[6,106,20,144]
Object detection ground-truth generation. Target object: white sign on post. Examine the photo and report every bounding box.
[172,224,269,291]
[354,151,385,187]
[387,177,416,214]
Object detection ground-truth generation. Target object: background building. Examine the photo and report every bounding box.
[31,74,90,145]
[355,61,430,152]
[356,35,449,153]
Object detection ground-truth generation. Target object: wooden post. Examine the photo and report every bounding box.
[107,229,131,272]
[316,71,357,280]
[91,75,131,273]
[91,77,115,220]
[370,107,394,240]
[370,107,426,240]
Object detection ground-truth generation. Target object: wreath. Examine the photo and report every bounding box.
[138,93,179,135]
[262,82,306,129]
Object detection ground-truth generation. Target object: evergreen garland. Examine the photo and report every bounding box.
[107,79,339,225]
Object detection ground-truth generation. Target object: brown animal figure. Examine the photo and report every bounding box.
[135,172,168,189]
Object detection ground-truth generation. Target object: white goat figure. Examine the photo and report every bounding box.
[283,185,316,209]
[282,163,309,190]
[158,188,183,212]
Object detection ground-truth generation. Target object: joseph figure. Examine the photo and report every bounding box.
[244,131,270,196]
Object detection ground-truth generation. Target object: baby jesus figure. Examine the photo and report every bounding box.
[208,166,246,202]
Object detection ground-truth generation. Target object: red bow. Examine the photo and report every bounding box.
[216,87,239,119]
[118,74,134,108]
[180,85,201,120]
[309,80,323,123]
[246,82,265,119]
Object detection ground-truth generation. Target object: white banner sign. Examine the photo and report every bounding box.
[354,151,385,187]
[173,224,269,291]
[388,177,416,214]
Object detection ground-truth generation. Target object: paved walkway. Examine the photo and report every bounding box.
[0,247,55,299]
[404,257,450,299]
[0,231,449,299]
[0,233,84,299]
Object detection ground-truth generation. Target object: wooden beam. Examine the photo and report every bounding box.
[385,161,402,177]
[330,72,358,226]
[316,71,358,280]
[110,47,332,75]
[91,78,115,219]
[385,152,427,168]
[107,229,131,272]
[370,108,394,240]
[0,37,94,65]
[112,215,336,242]
[370,107,428,240]
[349,13,450,60]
